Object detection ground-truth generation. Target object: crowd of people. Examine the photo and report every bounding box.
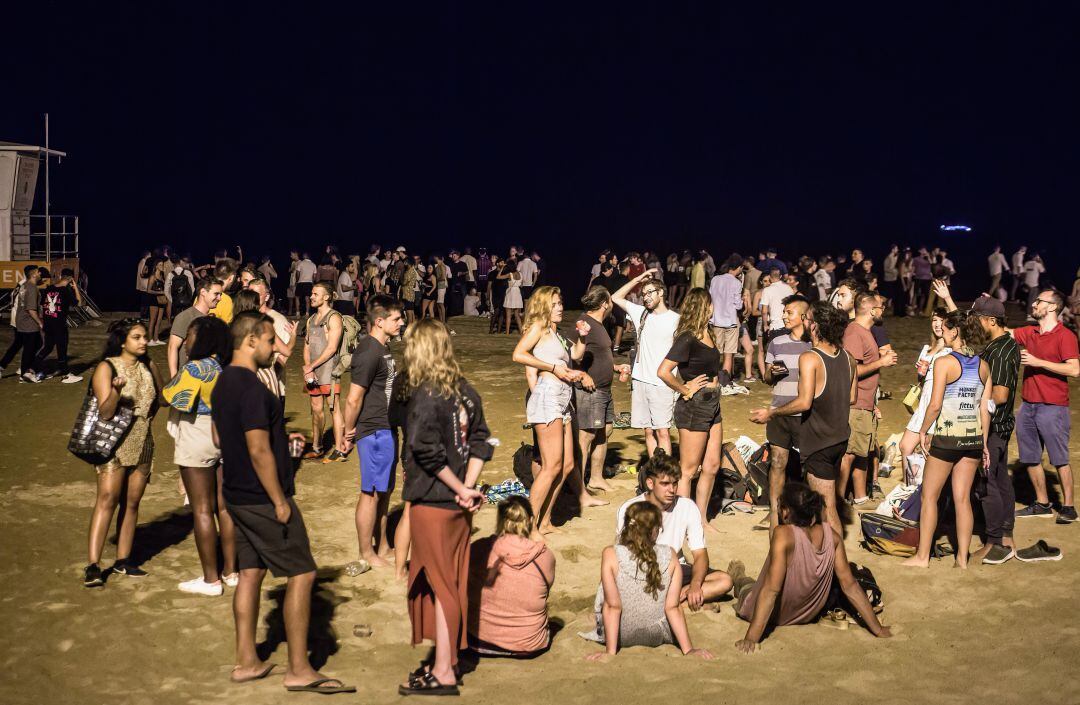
[5,237,1075,696]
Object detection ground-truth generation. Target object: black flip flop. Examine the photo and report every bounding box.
[230,663,276,684]
[285,678,356,694]
[409,663,463,686]
[398,671,460,696]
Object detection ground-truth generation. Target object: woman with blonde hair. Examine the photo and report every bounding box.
[400,319,492,695]
[512,287,601,537]
[468,496,556,656]
[657,288,723,531]
[582,502,712,660]
[898,307,951,484]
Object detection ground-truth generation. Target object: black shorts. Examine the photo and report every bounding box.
[673,387,722,432]
[296,282,314,301]
[928,445,983,463]
[746,315,760,342]
[801,441,846,481]
[226,498,317,578]
[766,414,801,450]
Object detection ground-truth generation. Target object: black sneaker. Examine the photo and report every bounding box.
[982,544,1015,565]
[111,560,148,577]
[1057,506,1078,524]
[1015,540,1063,563]
[1015,502,1053,519]
[83,563,105,588]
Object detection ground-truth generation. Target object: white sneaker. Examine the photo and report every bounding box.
[61,373,84,384]
[222,573,239,588]
[721,385,739,396]
[178,577,223,596]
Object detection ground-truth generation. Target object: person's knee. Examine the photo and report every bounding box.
[289,570,316,586]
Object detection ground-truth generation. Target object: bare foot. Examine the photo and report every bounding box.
[230,661,275,683]
[540,524,563,536]
[589,479,614,492]
[704,520,721,535]
[969,545,991,565]
[580,496,609,509]
[901,555,930,568]
[953,559,968,570]
[363,554,392,569]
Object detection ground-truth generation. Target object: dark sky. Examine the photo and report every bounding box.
[5,4,1079,307]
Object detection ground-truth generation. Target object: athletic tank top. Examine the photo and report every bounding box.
[931,351,985,451]
[800,347,853,458]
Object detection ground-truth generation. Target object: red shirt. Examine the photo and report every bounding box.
[1014,323,1080,406]
[843,322,880,411]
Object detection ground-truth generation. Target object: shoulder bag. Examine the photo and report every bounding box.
[68,361,134,465]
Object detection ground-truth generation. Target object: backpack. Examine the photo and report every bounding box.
[170,272,193,310]
[512,443,537,489]
[743,444,773,506]
[859,513,919,557]
[823,562,884,617]
[307,310,364,380]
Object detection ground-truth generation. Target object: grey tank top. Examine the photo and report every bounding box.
[800,347,853,458]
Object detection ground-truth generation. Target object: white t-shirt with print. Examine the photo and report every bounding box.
[616,494,705,560]
[622,301,679,386]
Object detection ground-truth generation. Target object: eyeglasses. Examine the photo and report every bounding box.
[642,289,660,298]
[1035,299,1056,305]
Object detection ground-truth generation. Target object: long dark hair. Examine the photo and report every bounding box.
[232,288,262,315]
[186,316,232,363]
[778,483,825,527]
[102,318,150,364]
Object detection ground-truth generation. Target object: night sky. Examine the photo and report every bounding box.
[5,4,1079,308]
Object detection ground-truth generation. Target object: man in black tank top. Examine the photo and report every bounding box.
[751,302,856,535]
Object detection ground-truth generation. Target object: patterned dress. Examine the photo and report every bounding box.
[99,356,156,471]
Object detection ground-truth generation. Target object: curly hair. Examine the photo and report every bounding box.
[674,287,711,342]
[403,318,464,399]
[619,503,665,598]
[809,300,847,348]
[942,310,988,356]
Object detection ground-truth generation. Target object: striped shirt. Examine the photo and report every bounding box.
[982,333,1020,435]
[766,332,812,406]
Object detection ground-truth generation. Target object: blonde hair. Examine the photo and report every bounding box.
[496,495,534,538]
[523,285,562,331]
[619,503,664,598]
[674,287,711,342]
[403,318,464,399]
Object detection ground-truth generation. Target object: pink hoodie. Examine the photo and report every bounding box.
[468,534,556,653]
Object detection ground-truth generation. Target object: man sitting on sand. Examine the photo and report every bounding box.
[615,451,732,610]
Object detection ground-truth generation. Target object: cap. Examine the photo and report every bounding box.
[971,294,1005,319]
[395,246,407,253]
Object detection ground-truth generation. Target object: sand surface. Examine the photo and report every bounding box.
[1,313,1077,705]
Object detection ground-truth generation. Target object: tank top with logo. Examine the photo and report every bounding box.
[930,352,985,451]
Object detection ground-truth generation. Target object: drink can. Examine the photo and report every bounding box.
[289,436,306,458]
[619,367,630,383]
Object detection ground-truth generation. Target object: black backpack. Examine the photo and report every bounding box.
[171,272,193,310]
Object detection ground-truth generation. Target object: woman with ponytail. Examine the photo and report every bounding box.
[468,496,556,656]
[734,483,892,652]
[903,311,991,569]
[583,502,713,661]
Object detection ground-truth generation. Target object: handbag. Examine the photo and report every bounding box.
[902,384,921,413]
[68,361,135,465]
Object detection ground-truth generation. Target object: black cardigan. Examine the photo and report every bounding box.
[402,380,493,508]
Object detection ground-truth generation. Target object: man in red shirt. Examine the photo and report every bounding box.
[1013,289,1080,524]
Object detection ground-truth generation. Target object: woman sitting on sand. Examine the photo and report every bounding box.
[468,496,556,656]
[582,502,714,661]
[732,483,892,652]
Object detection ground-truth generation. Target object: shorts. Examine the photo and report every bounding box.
[173,413,222,468]
[846,408,876,457]
[358,428,397,493]
[526,376,573,425]
[307,383,341,397]
[766,414,800,451]
[746,315,760,342]
[575,386,614,430]
[437,287,446,304]
[673,387,722,432]
[801,441,846,481]
[1016,401,1071,467]
[226,498,317,578]
[710,325,740,354]
[928,446,982,463]
[631,381,677,430]
[296,282,314,301]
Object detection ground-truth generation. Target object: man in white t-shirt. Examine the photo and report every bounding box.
[517,254,538,302]
[759,268,795,343]
[615,452,733,609]
[248,278,296,400]
[1010,246,1027,301]
[987,245,1010,297]
[461,247,477,284]
[295,253,318,316]
[612,268,680,456]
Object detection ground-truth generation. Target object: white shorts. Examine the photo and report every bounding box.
[631,381,676,430]
[526,376,573,426]
[173,413,222,468]
[437,288,446,304]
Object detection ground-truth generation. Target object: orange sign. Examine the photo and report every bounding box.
[0,258,80,289]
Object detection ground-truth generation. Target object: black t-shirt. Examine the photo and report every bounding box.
[41,285,77,325]
[871,321,890,347]
[211,366,295,505]
[600,272,629,294]
[350,335,395,439]
[665,332,721,380]
[576,313,614,387]
[452,261,469,282]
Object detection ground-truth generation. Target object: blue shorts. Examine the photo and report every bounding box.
[358,429,397,493]
[1016,401,1071,467]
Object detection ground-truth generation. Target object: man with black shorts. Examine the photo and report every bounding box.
[574,286,630,493]
[756,294,812,529]
[341,295,403,571]
[212,311,354,694]
[751,302,855,535]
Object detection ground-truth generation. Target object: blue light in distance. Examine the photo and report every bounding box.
[939,224,972,232]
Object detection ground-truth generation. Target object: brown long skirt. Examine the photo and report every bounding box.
[408,504,472,666]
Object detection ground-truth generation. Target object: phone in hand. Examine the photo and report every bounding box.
[770,360,788,377]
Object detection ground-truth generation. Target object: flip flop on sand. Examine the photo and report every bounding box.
[285,678,356,694]
[230,663,276,683]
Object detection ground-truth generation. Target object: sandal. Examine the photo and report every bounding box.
[398,670,460,696]
[285,678,356,694]
[408,663,463,686]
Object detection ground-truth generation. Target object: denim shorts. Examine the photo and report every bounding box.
[526,376,573,426]
[673,387,722,432]
[575,386,614,430]
[1016,401,1071,467]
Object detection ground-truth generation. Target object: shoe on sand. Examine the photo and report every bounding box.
[179,577,224,596]
[981,544,1015,565]
[1015,540,1062,563]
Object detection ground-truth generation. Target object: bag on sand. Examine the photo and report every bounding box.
[512,443,537,489]
[860,513,919,558]
[823,562,884,619]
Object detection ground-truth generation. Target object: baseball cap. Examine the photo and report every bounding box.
[395,246,407,253]
[971,294,1005,319]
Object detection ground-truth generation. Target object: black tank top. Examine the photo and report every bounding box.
[799,347,853,457]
